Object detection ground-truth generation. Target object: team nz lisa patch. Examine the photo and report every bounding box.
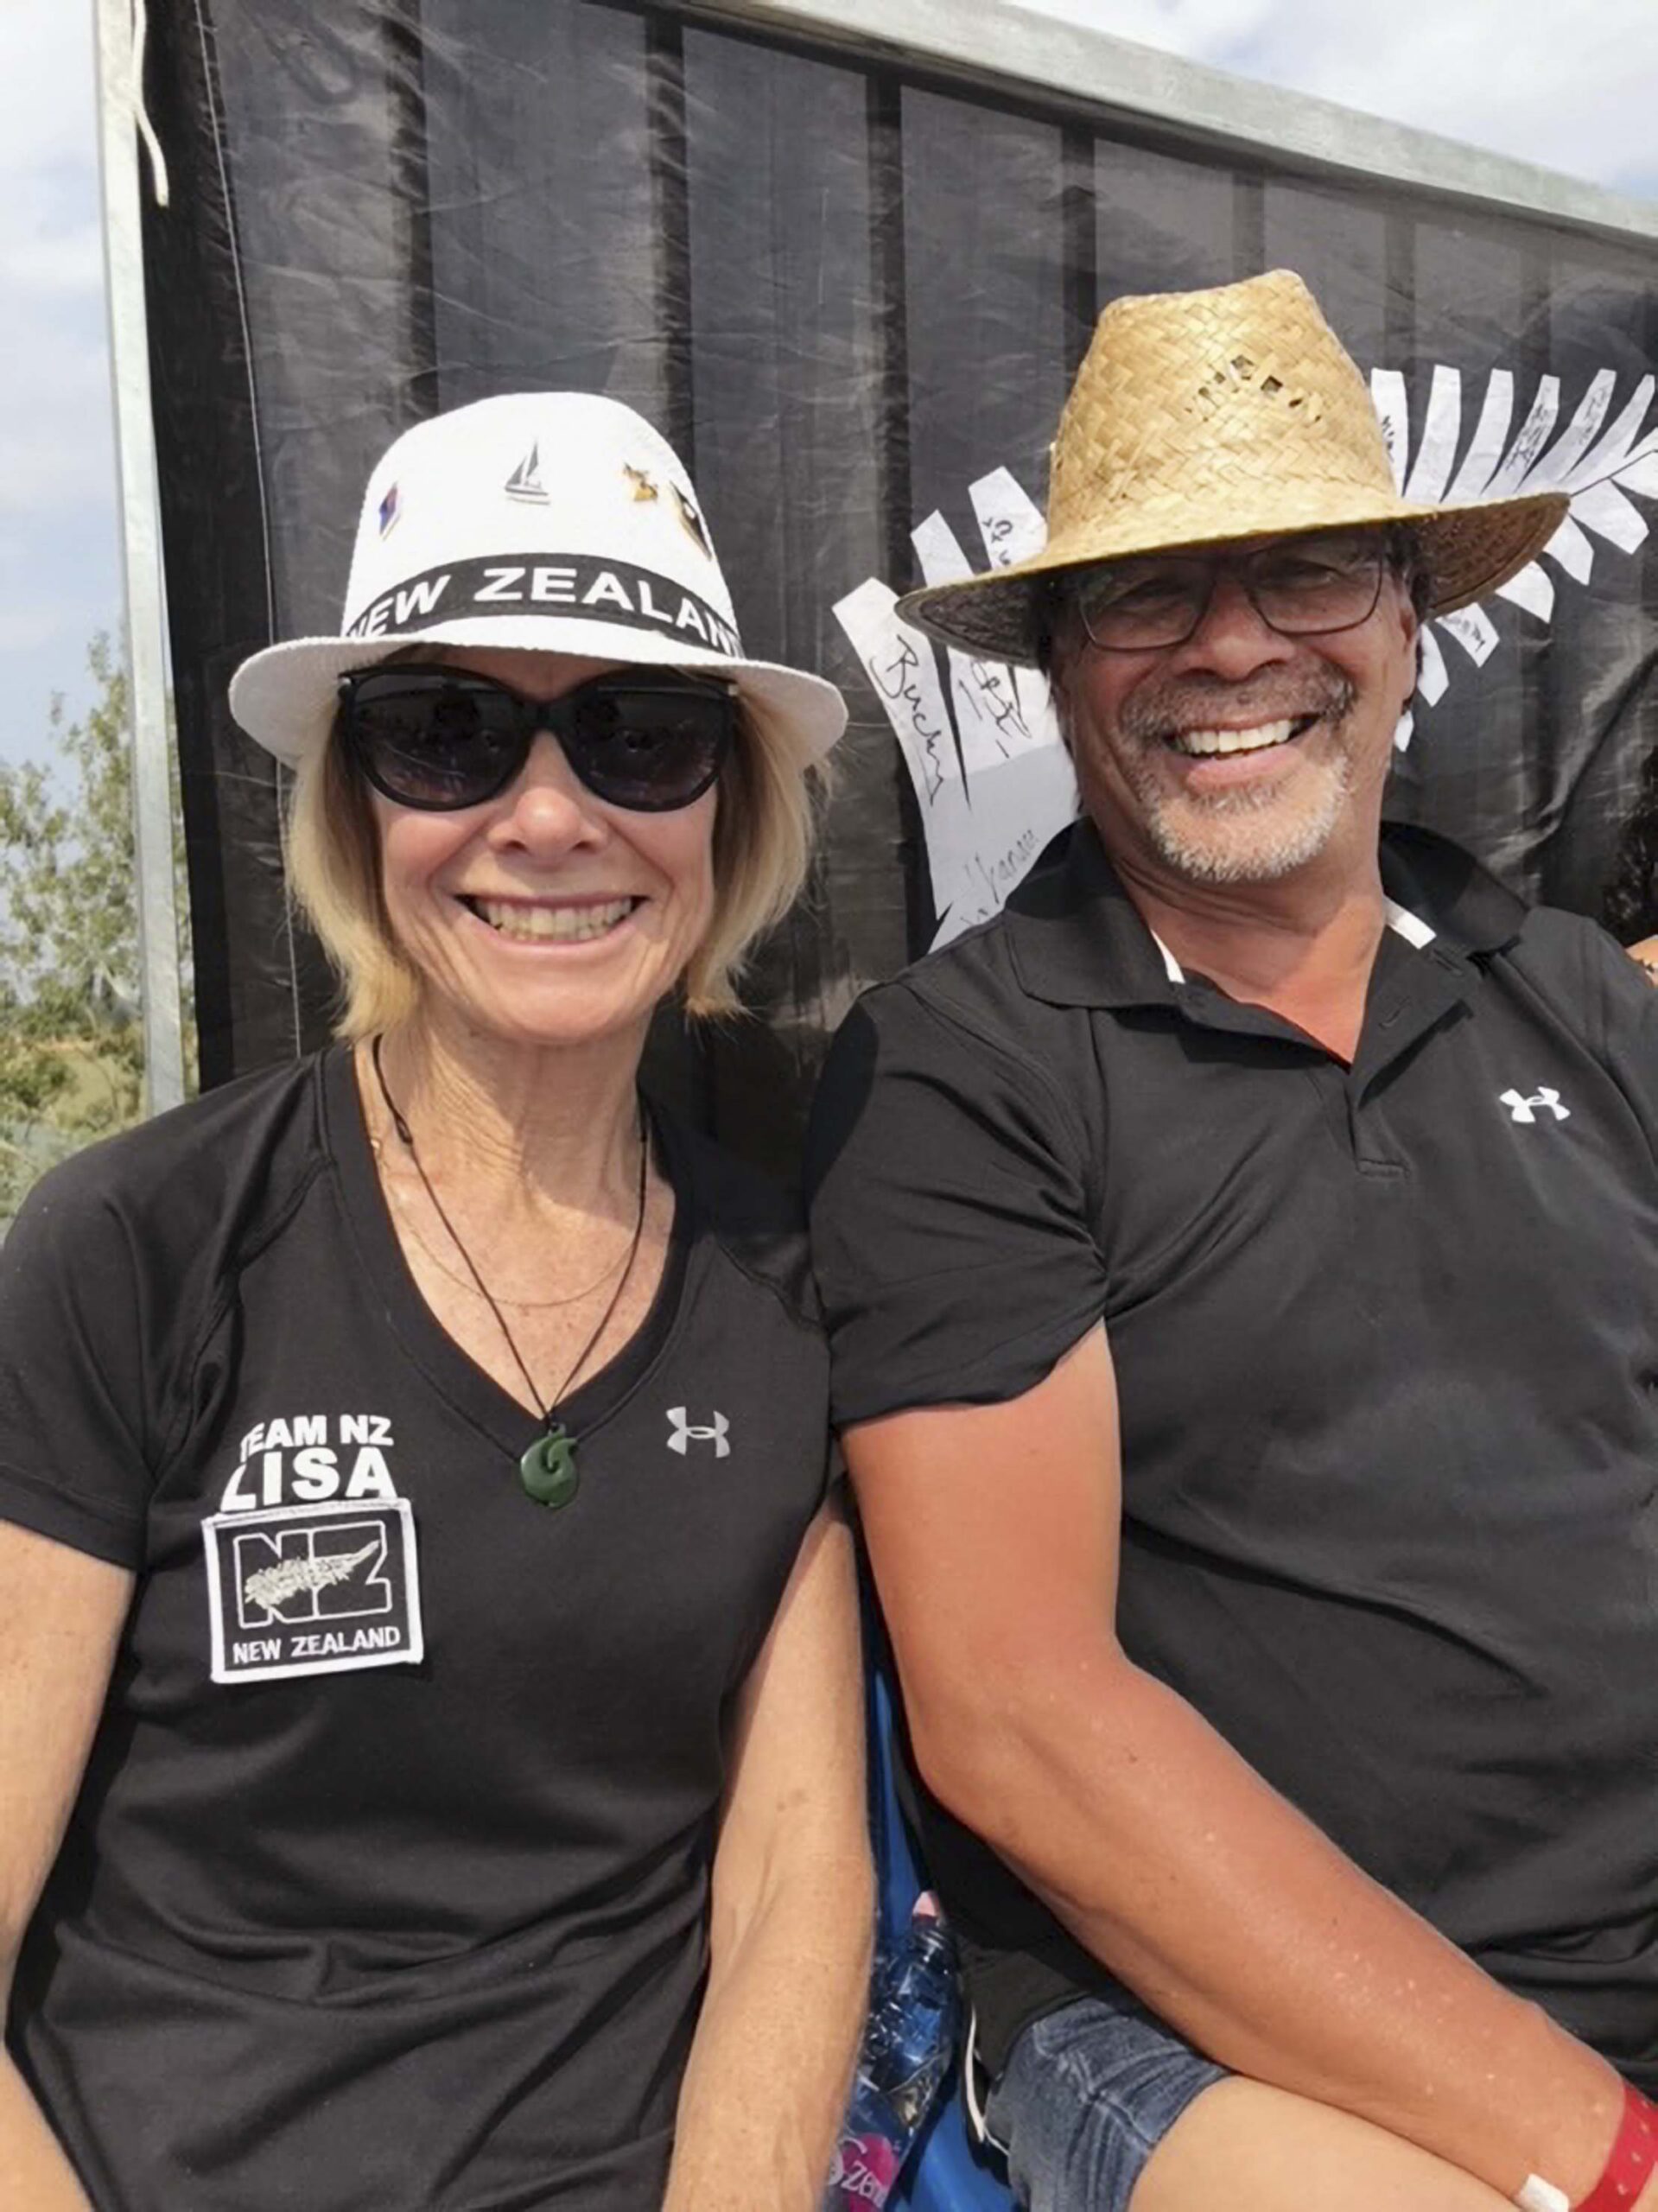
[203,1497,423,1683]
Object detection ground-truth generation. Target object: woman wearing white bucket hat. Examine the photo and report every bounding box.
[0,393,870,2212]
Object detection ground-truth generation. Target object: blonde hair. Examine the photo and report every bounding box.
[283,683,823,1035]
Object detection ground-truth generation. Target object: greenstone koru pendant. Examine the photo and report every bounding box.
[520,1426,579,1509]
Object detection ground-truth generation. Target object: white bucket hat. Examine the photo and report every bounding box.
[229,391,847,766]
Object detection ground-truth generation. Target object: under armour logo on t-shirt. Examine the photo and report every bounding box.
[1500,1086,1571,1124]
[666,1408,731,1458]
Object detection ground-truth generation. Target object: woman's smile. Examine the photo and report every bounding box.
[457,892,646,944]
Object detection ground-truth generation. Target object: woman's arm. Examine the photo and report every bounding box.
[0,1522,132,2212]
[662,1496,873,2212]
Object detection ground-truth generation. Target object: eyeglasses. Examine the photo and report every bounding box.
[1067,531,1393,652]
[336,665,737,813]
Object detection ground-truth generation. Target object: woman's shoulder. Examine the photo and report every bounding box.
[651,1104,819,1332]
[7,1051,334,1275]
[2,1056,340,1488]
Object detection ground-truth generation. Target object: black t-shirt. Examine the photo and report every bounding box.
[807,818,1658,2087]
[0,1045,829,2212]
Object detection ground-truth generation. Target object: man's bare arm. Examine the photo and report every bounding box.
[848,1325,1631,2208]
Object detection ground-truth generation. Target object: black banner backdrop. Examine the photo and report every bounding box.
[139,0,1658,1173]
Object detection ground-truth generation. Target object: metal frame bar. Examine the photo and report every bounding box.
[676,0,1658,246]
[93,0,187,1115]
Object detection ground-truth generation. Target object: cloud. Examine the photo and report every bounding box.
[3,220,105,302]
[0,0,119,759]
[1013,0,1658,200]
[0,1,111,522]
[0,285,114,520]
[0,0,98,177]
[0,602,87,658]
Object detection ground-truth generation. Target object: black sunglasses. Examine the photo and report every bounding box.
[336,665,737,813]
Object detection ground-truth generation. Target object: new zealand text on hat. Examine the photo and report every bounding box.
[230,392,846,765]
[898,270,1571,668]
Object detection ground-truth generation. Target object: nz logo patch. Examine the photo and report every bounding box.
[203,1500,423,1684]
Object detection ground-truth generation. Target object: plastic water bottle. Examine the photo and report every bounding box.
[825,1893,962,2208]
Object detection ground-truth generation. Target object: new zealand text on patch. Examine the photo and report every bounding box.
[203,1497,423,1684]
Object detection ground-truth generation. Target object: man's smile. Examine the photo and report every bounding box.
[1165,712,1324,758]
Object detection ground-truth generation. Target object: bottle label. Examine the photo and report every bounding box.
[888,2055,950,2133]
[826,2129,902,2206]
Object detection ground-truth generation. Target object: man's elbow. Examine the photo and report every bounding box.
[903,1635,1135,1862]
[905,1697,1037,1850]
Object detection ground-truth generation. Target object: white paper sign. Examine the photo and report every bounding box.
[1416,625,1451,707]
[832,578,963,925]
[834,544,1077,948]
[912,512,1032,779]
[970,467,1049,569]
[928,742,1079,948]
[1439,603,1501,667]
[968,468,1063,735]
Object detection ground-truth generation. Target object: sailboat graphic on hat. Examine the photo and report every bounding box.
[504,442,549,504]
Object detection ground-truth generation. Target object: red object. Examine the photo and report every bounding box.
[826,2130,901,2207]
[1577,2085,1658,2212]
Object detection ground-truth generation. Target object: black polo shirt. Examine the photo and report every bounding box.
[807,817,1658,2087]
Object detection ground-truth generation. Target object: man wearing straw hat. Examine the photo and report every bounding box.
[808,270,1658,2212]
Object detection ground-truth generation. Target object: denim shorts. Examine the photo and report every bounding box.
[983,1983,1228,2212]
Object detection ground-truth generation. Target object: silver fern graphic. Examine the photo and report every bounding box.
[1371,361,1658,746]
[244,1541,378,1615]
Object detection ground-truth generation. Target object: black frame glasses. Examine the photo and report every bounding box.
[336,664,738,813]
[1066,531,1394,653]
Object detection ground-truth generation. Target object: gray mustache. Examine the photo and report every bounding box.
[1123,674,1357,741]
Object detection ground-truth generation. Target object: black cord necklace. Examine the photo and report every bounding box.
[371,1035,649,1510]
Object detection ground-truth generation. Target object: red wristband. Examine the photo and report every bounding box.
[1577,2084,1658,2212]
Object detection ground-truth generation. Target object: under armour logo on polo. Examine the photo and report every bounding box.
[1500,1087,1571,1124]
[667,1408,731,1458]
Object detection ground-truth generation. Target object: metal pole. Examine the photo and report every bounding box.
[92,0,187,1115]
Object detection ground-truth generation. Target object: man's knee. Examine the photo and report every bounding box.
[1131,2077,1513,2212]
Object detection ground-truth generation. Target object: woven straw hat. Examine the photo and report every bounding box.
[899,270,1569,667]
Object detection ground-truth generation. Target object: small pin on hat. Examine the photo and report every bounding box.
[672,481,711,558]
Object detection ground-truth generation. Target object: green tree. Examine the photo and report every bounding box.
[0,635,194,1224]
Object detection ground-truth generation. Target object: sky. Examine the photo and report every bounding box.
[0,0,1655,778]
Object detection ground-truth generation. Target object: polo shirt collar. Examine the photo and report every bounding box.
[1375,821,1527,959]
[1006,817,1527,1013]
